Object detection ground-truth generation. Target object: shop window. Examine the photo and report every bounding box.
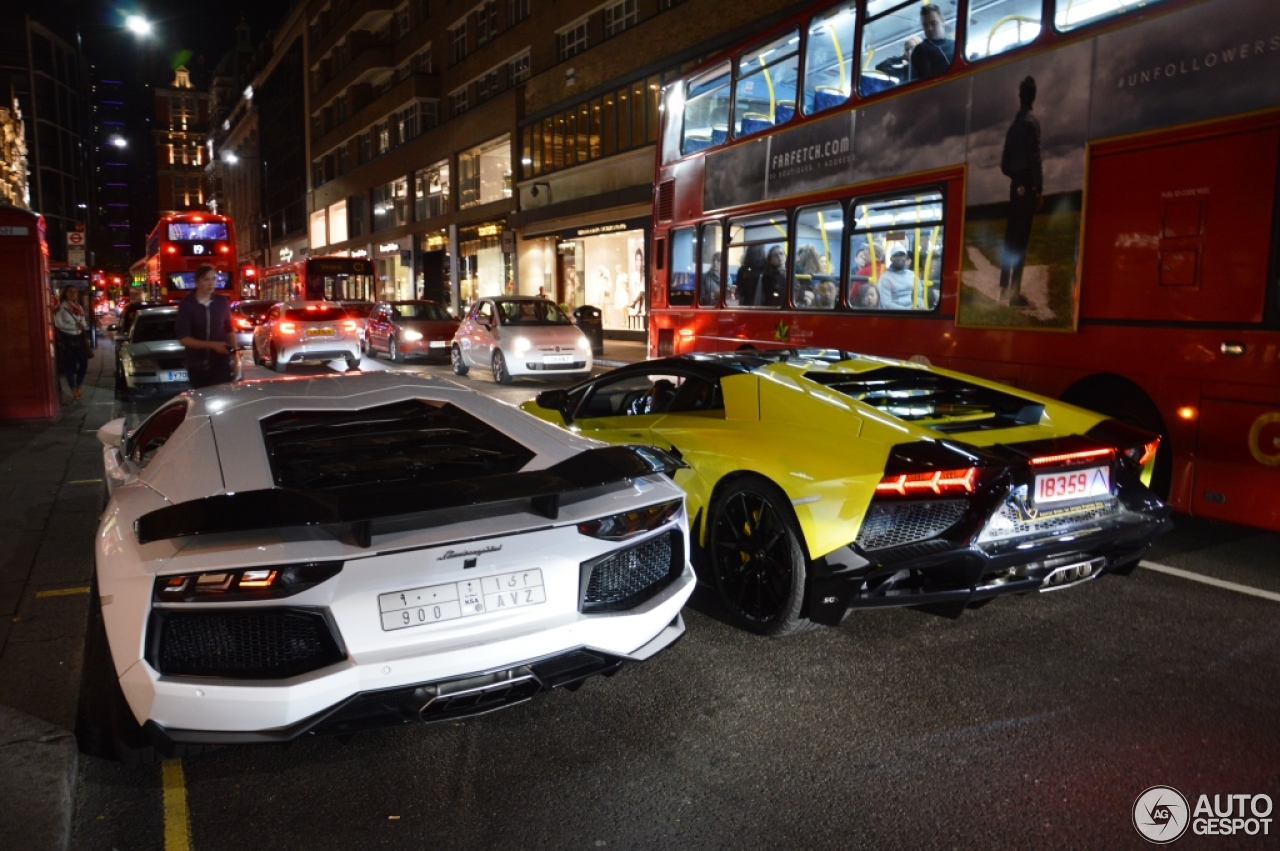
[414,160,450,221]
[848,188,944,312]
[803,2,856,115]
[792,203,842,310]
[734,28,799,139]
[458,135,512,208]
[727,211,788,307]
[967,0,1041,61]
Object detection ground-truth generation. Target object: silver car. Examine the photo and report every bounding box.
[252,301,363,372]
[118,307,191,401]
[452,297,592,384]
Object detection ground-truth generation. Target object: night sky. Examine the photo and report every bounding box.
[16,0,296,80]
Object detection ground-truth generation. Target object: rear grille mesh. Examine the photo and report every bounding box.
[582,530,682,612]
[994,498,1119,537]
[856,500,968,551]
[151,609,344,679]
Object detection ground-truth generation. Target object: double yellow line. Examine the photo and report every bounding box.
[162,759,192,850]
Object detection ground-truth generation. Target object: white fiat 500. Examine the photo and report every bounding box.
[452,297,593,384]
[83,372,693,761]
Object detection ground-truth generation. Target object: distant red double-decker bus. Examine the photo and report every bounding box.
[648,0,1280,532]
[140,213,237,302]
[259,256,376,304]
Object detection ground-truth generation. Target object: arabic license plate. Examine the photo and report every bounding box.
[428,340,447,348]
[543,354,574,364]
[1034,465,1110,505]
[306,327,335,337]
[379,568,545,631]
[165,370,188,382]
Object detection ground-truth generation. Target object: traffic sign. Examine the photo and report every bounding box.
[67,231,85,247]
[68,248,86,266]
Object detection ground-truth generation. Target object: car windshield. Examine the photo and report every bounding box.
[392,302,451,321]
[496,300,572,326]
[131,314,178,343]
[285,304,348,322]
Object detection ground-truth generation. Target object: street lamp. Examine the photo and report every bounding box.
[125,15,152,37]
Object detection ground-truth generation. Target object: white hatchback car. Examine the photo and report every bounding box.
[82,373,693,761]
[452,297,593,384]
[252,301,362,372]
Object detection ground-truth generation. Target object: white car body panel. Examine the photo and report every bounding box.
[95,373,694,739]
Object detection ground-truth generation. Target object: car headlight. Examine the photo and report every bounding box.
[578,335,590,350]
[514,336,532,352]
[401,329,423,341]
[578,498,683,540]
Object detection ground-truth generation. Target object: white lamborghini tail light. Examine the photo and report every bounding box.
[578,499,683,540]
[154,562,342,602]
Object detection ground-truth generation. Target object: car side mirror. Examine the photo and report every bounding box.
[97,417,126,449]
[535,389,571,423]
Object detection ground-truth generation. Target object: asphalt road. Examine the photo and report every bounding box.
[72,356,1280,850]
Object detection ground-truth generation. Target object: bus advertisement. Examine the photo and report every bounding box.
[648,0,1280,531]
[259,256,377,304]
[140,213,237,301]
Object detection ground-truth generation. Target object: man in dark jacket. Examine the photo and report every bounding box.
[998,76,1043,308]
[176,263,238,388]
[909,4,954,82]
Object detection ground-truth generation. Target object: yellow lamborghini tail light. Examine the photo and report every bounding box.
[875,468,978,497]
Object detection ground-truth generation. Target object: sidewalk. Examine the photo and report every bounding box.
[596,337,648,368]
[0,341,112,851]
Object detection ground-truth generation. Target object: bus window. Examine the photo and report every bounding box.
[792,204,843,310]
[669,227,696,306]
[728,212,788,307]
[966,0,1042,61]
[803,2,857,115]
[734,28,800,139]
[849,189,944,311]
[699,222,723,308]
[682,62,731,155]
[1055,0,1168,33]
[861,1,957,96]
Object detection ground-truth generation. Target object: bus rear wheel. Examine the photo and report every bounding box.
[1062,376,1172,500]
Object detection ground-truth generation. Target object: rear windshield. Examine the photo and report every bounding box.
[260,399,536,491]
[285,305,348,322]
[235,301,273,319]
[392,302,451,321]
[805,367,1044,432]
[132,315,178,343]
[341,301,375,318]
[496,300,572,326]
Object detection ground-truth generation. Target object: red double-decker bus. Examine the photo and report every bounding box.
[258,256,377,304]
[648,0,1280,532]
[140,212,237,301]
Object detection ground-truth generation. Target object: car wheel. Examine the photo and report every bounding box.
[390,336,402,363]
[451,345,469,376]
[114,368,128,401]
[270,344,286,373]
[75,582,202,764]
[707,476,815,636]
[492,350,512,385]
[346,354,361,372]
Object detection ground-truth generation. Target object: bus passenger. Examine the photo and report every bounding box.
[856,282,881,309]
[793,244,823,306]
[700,252,722,306]
[762,245,787,307]
[877,246,917,309]
[876,36,922,84]
[910,4,955,82]
[736,245,766,306]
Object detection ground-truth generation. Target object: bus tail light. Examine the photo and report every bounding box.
[875,468,979,497]
[218,243,230,254]
[280,321,297,335]
[165,245,177,255]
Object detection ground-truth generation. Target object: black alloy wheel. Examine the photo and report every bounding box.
[492,350,512,385]
[270,343,286,373]
[708,477,815,636]
[451,345,469,376]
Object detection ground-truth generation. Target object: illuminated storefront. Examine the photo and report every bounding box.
[458,221,512,308]
[520,218,648,333]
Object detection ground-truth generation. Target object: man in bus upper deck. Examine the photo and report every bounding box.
[176,263,238,388]
[910,4,955,82]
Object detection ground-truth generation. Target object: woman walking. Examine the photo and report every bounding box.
[53,285,89,402]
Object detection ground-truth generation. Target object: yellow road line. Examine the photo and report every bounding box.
[163,759,192,851]
[35,586,91,598]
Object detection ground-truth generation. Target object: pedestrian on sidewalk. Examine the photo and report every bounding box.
[176,264,238,388]
[53,285,89,402]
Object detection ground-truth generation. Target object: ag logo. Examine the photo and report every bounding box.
[1133,785,1190,843]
